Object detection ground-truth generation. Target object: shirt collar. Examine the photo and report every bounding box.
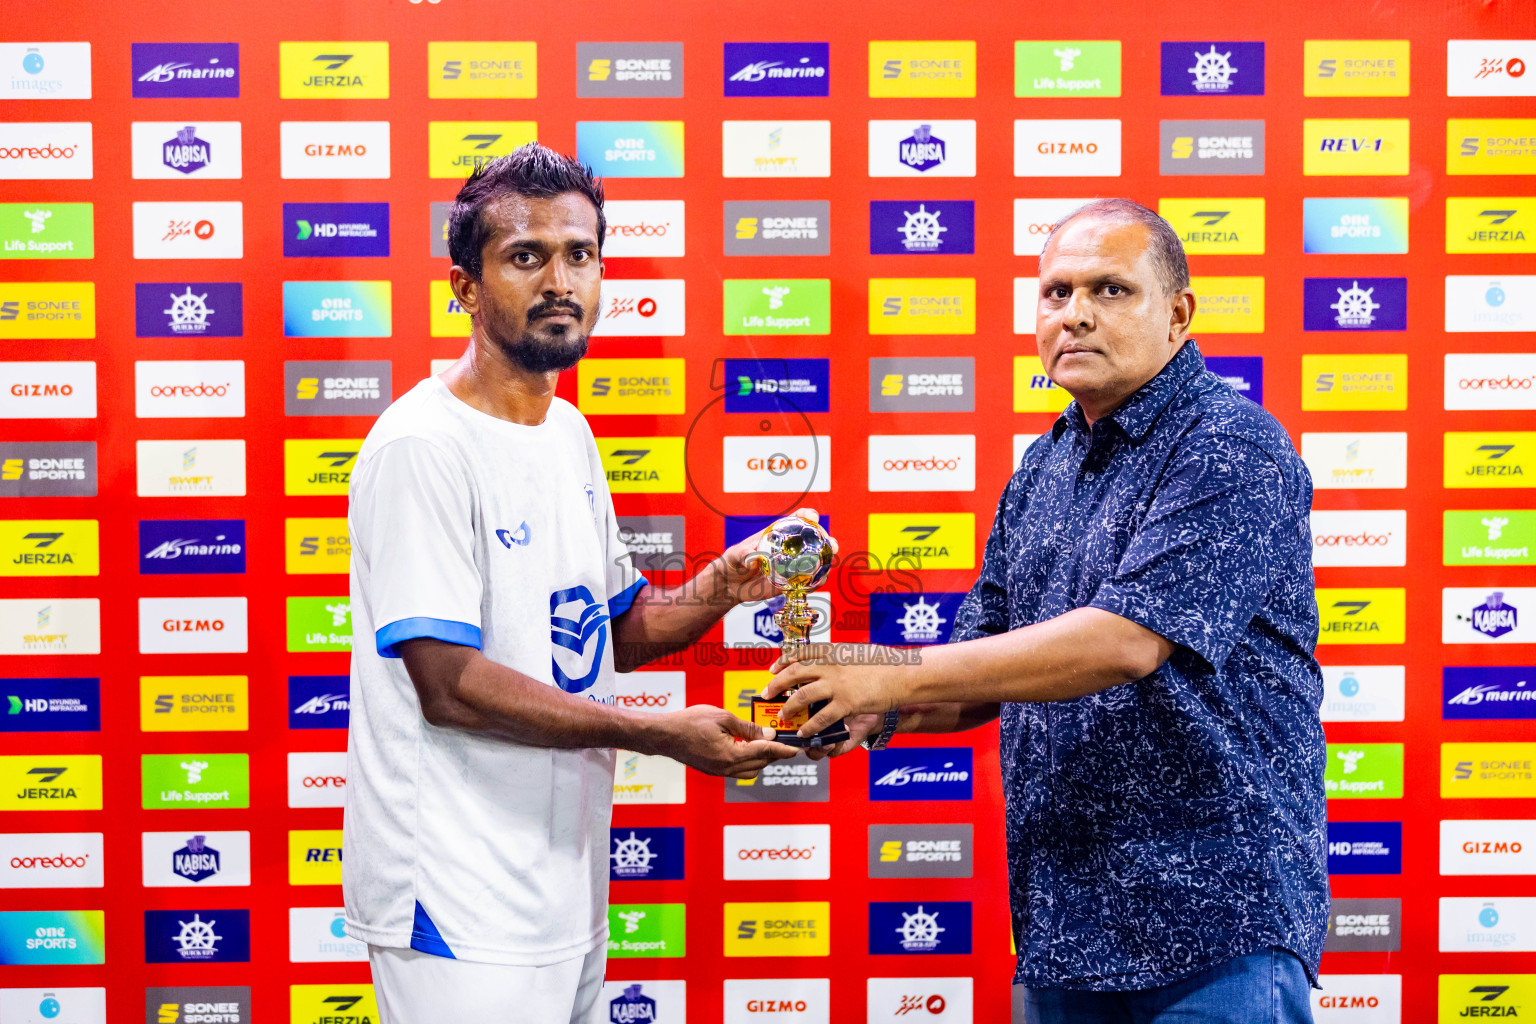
[1051,340,1205,443]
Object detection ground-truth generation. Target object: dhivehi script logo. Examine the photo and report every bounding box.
[550,586,609,693]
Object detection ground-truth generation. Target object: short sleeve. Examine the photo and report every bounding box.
[351,437,484,658]
[589,446,648,620]
[950,474,1020,644]
[1088,435,1288,669]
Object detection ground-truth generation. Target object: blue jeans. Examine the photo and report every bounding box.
[1021,947,1315,1024]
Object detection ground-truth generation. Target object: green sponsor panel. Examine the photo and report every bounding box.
[1014,41,1122,97]
[1324,743,1403,799]
[607,903,686,958]
[0,203,94,259]
[1444,510,1536,566]
[287,596,355,652]
[142,753,250,809]
[722,279,830,336]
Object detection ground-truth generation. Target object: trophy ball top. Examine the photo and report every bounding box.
[755,515,834,591]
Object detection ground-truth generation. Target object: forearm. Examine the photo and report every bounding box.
[895,700,1001,734]
[611,557,741,671]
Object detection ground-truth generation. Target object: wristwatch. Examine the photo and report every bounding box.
[863,710,901,751]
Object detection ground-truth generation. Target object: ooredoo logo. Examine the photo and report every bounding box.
[0,123,93,179]
[135,361,245,419]
[1446,355,1536,411]
[868,435,976,493]
[737,845,816,860]
[0,832,104,887]
[288,751,348,808]
[723,824,831,880]
[1309,510,1406,568]
[602,200,685,258]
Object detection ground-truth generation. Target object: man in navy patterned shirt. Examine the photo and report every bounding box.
[763,199,1327,1022]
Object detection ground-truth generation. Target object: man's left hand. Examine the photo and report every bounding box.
[762,644,903,739]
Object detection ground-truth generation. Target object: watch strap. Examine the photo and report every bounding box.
[864,709,901,750]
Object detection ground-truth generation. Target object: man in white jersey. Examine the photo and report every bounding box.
[344,143,805,1022]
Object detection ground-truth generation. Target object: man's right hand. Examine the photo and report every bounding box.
[650,705,802,778]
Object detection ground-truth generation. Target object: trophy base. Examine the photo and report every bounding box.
[750,696,851,749]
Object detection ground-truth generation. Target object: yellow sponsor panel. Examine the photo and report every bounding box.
[1439,975,1536,1022]
[140,676,249,732]
[291,985,378,1024]
[0,519,98,577]
[1442,743,1536,798]
[1301,354,1407,411]
[1012,356,1071,413]
[598,436,686,494]
[430,279,471,337]
[1444,432,1536,488]
[279,41,390,99]
[0,282,95,339]
[1446,197,1536,254]
[868,513,975,570]
[1316,588,1406,645]
[289,829,345,885]
[1303,40,1410,97]
[285,517,352,575]
[1158,198,1265,255]
[868,278,976,335]
[0,755,102,810]
[724,671,772,722]
[577,359,686,415]
[1303,119,1410,176]
[428,121,539,179]
[1448,119,1536,175]
[868,41,976,98]
[1190,276,1265,333]
[427,41,537,98]
[723,902,831,956]
[283,439,362,496]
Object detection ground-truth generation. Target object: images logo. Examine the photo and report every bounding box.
[1445,277,1536,333]
[724,42,829,96]
[0,202,93,260]
[1303,197,1410,254]
[132,42,239,97]
[1320,665,1406,724]
[869,278,976,335]
[576,43,682,98]
[868,40,975,97]
[869,200,974,255]
[279,121,391,179]
[868,747,973,801]
[1014,40,1120,97]
[0,677,100,733]
[1302,354,1407,411]
[1161,41,1264,95]
[1324,743,1404,798]
[1303,278,1407,332]
[576,121,684,178]
[723,358,829,413]
[607,904,685,958]
[722,279,830,335]
[1316,588,1407,644]
[289,675,351,730]
[1303,119,1410,176]
[279,42,389,98]
[1158,198,1266,254]
[139,520,245,575]
[0,42,92,100]
[869,901,971,955]
[282,281,391,338]
[1159,120,1265,175]
[427,41,535,98]
[868,120,977,177]
[723,902,829,956]
[1305,40,1409,97]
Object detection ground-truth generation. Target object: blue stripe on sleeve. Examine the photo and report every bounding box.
[376,617,483,658]
[608,576,650,619]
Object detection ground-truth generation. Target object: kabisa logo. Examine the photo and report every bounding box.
[724,42,830,96]
[899,124,947,172]
[870,200,975,255]
[609,984,657,1023]
[869,592,963,646]
[869,748,973,801]
[132,43,240,98]
[1161,41,1264,95]
[289,676,351,729]
[139,520,246,575]
[135,283,242,338]
[1302,277,1407,331]
[550,586,609,693]
[144,909,250,964]
[172,835,221,883]
[161,126,211,174]
[1462,591,1519,639]
[869,901,972,955]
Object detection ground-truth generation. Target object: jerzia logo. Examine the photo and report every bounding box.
[550,586,609,693]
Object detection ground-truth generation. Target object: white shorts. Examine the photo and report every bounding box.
[368,944,607,1024]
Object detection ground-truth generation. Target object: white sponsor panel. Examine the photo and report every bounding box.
[1013,433,1043,467]
[132,201,243,259]
[868,435,975,492]
[0,361,97,419]
[288,751,348,809]
[725,594,833,649]
[1440,897,1536,951]
[1014,119,1122,177]
[589,278,686,337]
[1445,353,1536,410]
[135,439,246,497]
[290,906,368,962]
[613,751,686,805]
[0,122,92,179]
[722,121,832,177]
[135,360,246,418]
[600,980,686,1021]
[0,989,105,1024]
[1310,510,1407,567]
[1319,666,1405,723]
[1014,277,1039,334]
[723,978,829,1024]
[1300,433,1408,490]
[1443,587,1536,644]
[867,120,977,177]
[1442,820,1536,876]
[866,977,974,1022]
[1014,198,1093,256]
[1446,276,1536,333]
[1448,40,1536,96]
[130,121,243,179]
[0,833,104,888]
[613,671,686,714]
[279,121,392,179]
[0,43,93,99]
[603,200,685,258]
[1311,975,1401,1023]
[723,435,830,494]
[723,824,832,880]
[138,596,249,654]
[141,830,251,887]
[0,598,100,655]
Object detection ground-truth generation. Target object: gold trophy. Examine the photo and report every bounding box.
[747,515,849,748]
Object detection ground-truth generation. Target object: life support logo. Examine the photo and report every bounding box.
[550,586,609,693]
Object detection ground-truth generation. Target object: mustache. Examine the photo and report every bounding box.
[525,299,585,321]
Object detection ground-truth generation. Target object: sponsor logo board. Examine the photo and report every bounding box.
[614,751,686,804]
[1311,510,1407,567]
[869,357,973,413]
[289,906,366,962]
[144,908,249,963]
[721,121,831,177]
[135,282,242,338]
[286,597,353,653]
[135,360,244,419]
[283,202,388,258]
[724,42,830,97]
[868,747,973,801]
[1440,898,1536,952]
[278,42,389,99]
[1317,588,1406,644]
[868,513,974,569]
[0,756,102,811]
[1328,821,1402,874]
[288,752,347,808]
[1013,119,1121,176]
[1303,119,1410,176]
[868,823,973,879]
[867,436,974,492]
[0,832,104,888]
[131,42,240,98]
[724,200,826,256]
[869,199,973,255]
[723,824,831,880]
[1441,820,1536,875]
[130,122,242,179]
[1443,588,1535,644]
[1324,897,1400,952]
[1447,39,1536,96]
[141,831,250,887]
[1160,120,1265,175]
[139,675,248,731]
[578,358,685,416]
[1445,511,1536,566]
[1321,665,1405,723]
[0,600,100,656]
[132,201,242,259]
[428,41,536,99]
[0,42,92,100]
[869,901,971,955]
[1303,278,1407,332]
[0,122,92,180]
[606,904,685,958]
[1161,41,1265,95]
[724,358,829,414]
[722,279,827,335]
[1303,198,1409,254]
[283,281,391,338]
[0,202,93,259]
[1014,40,1121,97]
[289,676,351,729]
[0,910,105,964]
[616,516,686,574]
[1305,40,1410,97]
[1442,742,1536,798]
[279,121,390,179]
[576,121,684,178]
[284,441,361,497]
[723,902,829,956]
[577,42,682,98]
[141,753,249,810]
[722,978,829,1024]
[136,440,245,497]
[868,120,976,177]
[609,826,685,881]
[138,597,248,654]
[0,283,95,339]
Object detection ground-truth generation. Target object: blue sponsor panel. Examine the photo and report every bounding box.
[283,281,392,338]
[723,359,831,413]
[1,678,100,732]
[1327,821,1402,875]
[868,747,973,801]
[135,282,243,338]
[608,826,685,881]
[283,202,390,258]
[724,515,831,549]
[143,908,250,963]
[1303,278,1408,332]
[723,42,830,97]
[869,200,975,255]
[1443,666,1536,720]
[1204,355,1263,406]
[1302,198,1409,254]
[288,675,352,729]
[132,43,241,98]
[869,592,964,646]
[1160,42,1265,95]
[868,901,972,955]
[139,520,246,575]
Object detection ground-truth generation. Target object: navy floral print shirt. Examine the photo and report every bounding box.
[952,340,1328,991]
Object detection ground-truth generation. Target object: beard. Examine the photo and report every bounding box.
[482,293,592,374]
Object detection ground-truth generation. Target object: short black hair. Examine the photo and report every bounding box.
[447,142,606,280]
[1041,198,1190,297]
